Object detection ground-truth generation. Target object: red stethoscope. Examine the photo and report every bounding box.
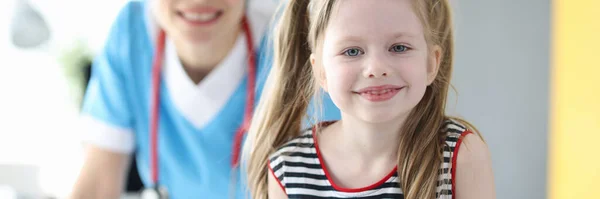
[141,16,256,199]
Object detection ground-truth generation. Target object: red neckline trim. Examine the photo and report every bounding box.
[451,130,472,197]
[312,122,398,193]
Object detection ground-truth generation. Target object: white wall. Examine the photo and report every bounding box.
[449,1,550,199]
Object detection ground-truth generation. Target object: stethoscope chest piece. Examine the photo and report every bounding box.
[141,186,169,199]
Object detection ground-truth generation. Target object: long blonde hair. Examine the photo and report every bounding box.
[244,0,479,198]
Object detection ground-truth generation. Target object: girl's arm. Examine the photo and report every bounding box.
[268,168,288,199]
[455,134,496,199]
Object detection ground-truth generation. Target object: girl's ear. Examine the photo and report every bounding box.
[427,45,442,85]
[311,53,328,92]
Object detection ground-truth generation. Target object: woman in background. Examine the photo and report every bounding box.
[69,0,340,198]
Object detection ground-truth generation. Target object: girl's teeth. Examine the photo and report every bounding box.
[182,13,218,22]
[366,89,393,95]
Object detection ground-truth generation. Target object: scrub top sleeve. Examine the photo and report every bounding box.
[79,2,139,154]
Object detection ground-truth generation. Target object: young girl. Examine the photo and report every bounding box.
[245,0,495,198]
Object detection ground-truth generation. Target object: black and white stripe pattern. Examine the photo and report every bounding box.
[268,120,469,199]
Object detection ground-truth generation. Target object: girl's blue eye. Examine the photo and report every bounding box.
[343,48,363,56]
[390,44,409,53]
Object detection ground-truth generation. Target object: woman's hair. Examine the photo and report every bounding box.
[244,0,480,198]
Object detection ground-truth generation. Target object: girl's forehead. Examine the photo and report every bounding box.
[326,0,424,37]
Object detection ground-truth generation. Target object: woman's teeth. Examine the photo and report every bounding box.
[181,12,219,22]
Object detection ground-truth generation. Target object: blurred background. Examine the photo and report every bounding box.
[0,0,597,199]
[449,0,550,199]
[0,0,130,198]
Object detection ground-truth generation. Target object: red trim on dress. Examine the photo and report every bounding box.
[451,130,473,198]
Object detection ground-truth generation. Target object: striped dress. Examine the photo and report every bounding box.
[268,120,472,199]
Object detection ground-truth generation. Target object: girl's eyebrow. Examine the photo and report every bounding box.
[333,32,420,46]
[333,35,364,45]
[390,32,420,39]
